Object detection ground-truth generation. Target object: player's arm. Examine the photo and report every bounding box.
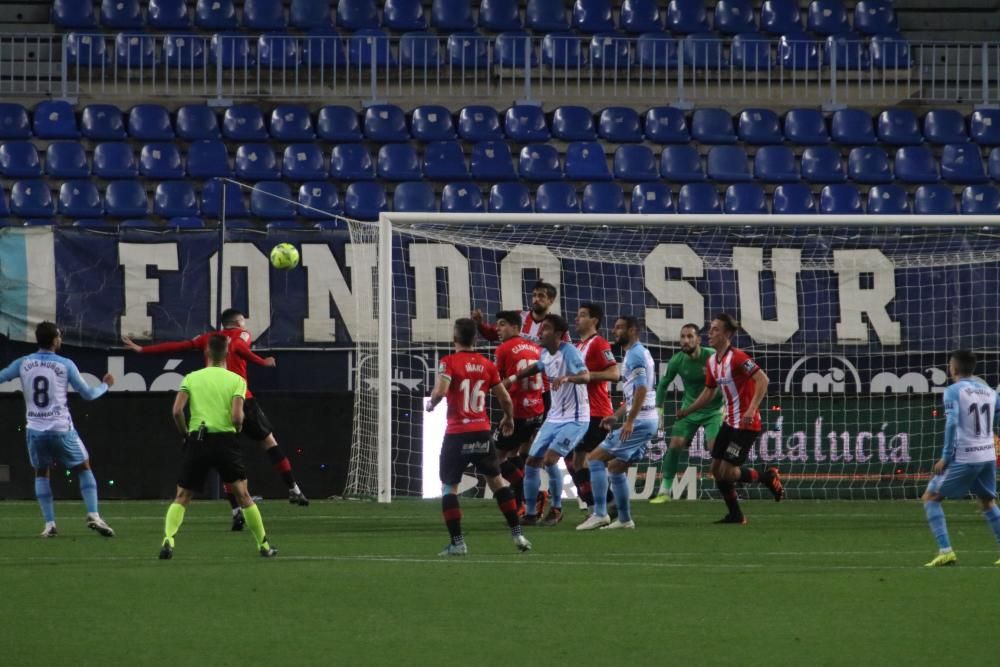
[589,347,620,383]
[426,374,451,411]
[740,367,769,428]
[471,310,500,341]
[231,396,245,432]
[677,386,718,419]
[490,382,515,437]
[552,349,590,389]
[935,388,959,474]
[66,360,113,399]
[171,390,189,436]
[655,357,679,408]
[232,338,276,367]
[507,360,541,388]
[124,333,202,355]
[0,357,23,383]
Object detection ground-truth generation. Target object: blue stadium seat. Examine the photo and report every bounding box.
[290,0,332,29]
[848,146,892,184]
[298,182,342,218]
[614,145,658,181]
[737,109,782,145]
[0,103,30,139]
[441,182,484,213]
[186,140,232,178]
[330,144,375,181]
[630,182,673,213]
[101,0,143,29]
[760,0,800,34]
[489,183,533,213]
[93,142,138,178]
[913,185,956,215]
[666,0,710,33]
[870,34,910,69]
[128,105,174,141]
[251,182,295,218]
[779,32,820,70]
[176,105,220,140]
[400,32,441,68]
[470,141,516,181]
[941,144,988,184]
[724,183,768,213]
[479,0,522,30]
[411,106,455,142]
[53,0,98,28]
[526,0,568,31]
[754,146,799,183]
[223,105,268,141]
[831,108,876,145]
[347,29,396,67]
[344,182,389,221]
[660,145,705,182]
[283,144,327,180]
[337,0,379,30]
[115,33,156,68]
[731,32,772,70]
[377,144,421,181]
[894,147,939,184]
[644,107,689,144]
[620,0,661,33]
[0,187,9,217]
[807,0,849,35]
[636,33,678,69]
[432,0,475,31]
[677,183,721,213]
[234,143,280,180]
[258,34,300,69]
[72,220,116,230]
[10,181,53,217]
[46,142,89,178]
[854,0,897,35]
[139,143,184,179]
[164,34,206,68]
[551,106,596,141]
[582,182,626,213]
[384,0,428,30]
[364,105,409,142]
[961,185,1000,215]
[447,32,489,68]
[691,108,737,144]
[772,183,816,214]
[801,146,846,183]
[393,182,436,212]
[575,0,616,33]
[534,182,579,213]
[989,147,1000,181]
[0,142,40,178]
[825,33,870,70]
[317,106,362,142]
[200,178,248,217]
[684,33,728,69]
[505,105,550,142]
[541,32,587,68]
[195,0,237,29]
[715,0,756,35]
[300,32,344,66]
[169,217,204,229]
[210,34,255,69]
[80,104,125,141]
[154,182,198,218]
[58,181,103,217]
[590,34,630,70]
[565,142,610,181]
[66,32,108,67]
[116,219,162,230]
[33,101,79,139]
[924,109,969,145]
[269,105,315,141]
[519,144,562,181]
[971,110,1000,146]
[819,184,863,214]
[104,180,149,217]
[494,31,538,67]
[707,146,752,182]
[866,184,910,214]
[877,109,922,145]
[459,106,503,141]
[424,141,469,180]
[784,108,829,144]
[598,107,642,142]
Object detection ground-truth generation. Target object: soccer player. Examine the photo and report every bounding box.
[678,314,784,524]
[426,318,531,556]
[922,350,1000,567]
[577,316,659,531]
[160,334,276,559]
[123,307,308,530]
[0,322,116,537]
[472,281,565,346]
[508,314,590,526]
[650,323,723,504]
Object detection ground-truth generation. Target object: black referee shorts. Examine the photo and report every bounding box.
[242,398,273,442]
[177,432,247,491]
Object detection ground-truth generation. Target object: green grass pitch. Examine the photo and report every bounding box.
[1,498,998,665]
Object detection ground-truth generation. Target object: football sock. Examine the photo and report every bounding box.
[923,501,951,551]
[660,447,681,492]
[441,494,463,545]
[589,460,609,517]
[242,503,269,549]
[34,477,55,523]
[983,505,1000,544]
[545,464,563,509]
[609,472,632,523]
[523,466,541,517]
[266,445,297,488]
[717,480,742,518]
[738,467,760,484]
[77,469,99,515]
[222,483,239,510]
[499,459,525,505]
[494,486,522,536]
[164,502,185,545]
[573,467,594,506]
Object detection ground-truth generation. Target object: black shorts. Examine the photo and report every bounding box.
[710,422,759,466]
[177,432,247,491]
[576,417,611,453]
[242,398,273,442]
[440,431,501,486]
[493,415,543,452]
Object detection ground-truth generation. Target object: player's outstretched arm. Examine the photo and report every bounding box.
[232,339,275,367]
[66,360,111,400]
[553,369,590,389]
[128,335,201,355]
[472,309,500,341]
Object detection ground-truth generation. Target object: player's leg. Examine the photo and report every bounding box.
[522,423,555,524]
[228,479,276,557]
[245,399,308,505]
[60,430,114,536]
[920,464,973,566]
[160,485,194,559]
[28,431,57,536]
[479,447,531,552]
[221,482,244,531]
[601,418,656,529]
[578,446,614,530]
[969,462,1000,564]
[219,432,276,557]
[437,434,468,555]
[540,422,588,525]
[651,436,688,505]
[494,420,528,511]
[710,425,745,523]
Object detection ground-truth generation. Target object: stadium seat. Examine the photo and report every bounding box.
[377,144,421,181]
[72,219,116,230]
[731,32,773,70]
[447,32,489,68]
[779,33,820,70]
[683,34,728,69]
[620,0,661,33]
[298,182,342,218]
[432,0,475,31]
[128,105,174,141]
[551,106,596,142]
[666,0,709,33]
[46,142,89,178]
[819,184,863,214]
[565,142,611,181]
[801,146,846,183]
[0,103,29,139]
[330,144,375,181]
[116,219,162,230]
[169,217,205,229]
[526,0,569,31]
[384,0,428,30]
[317,106,362,142]
[754,146,799,183]
[519,144,562,182]
[573,0,615,33]
[101,0,143,29]
[894,146,939,184]
[80,105,125,141]
[115,33,156,68]
[258,34,300,69]
[714,0,756,34]
[614,145,658,182]
[848,146,892,184]
[479,0,521,30]
[989,147,1000,181]
[154,182,198,218]
[772,183,816,214]
[242,0,287,30]
[971,110,1000,146]
[913,184,956,215]
[65,32,108,67]
[825,33,870,70]
[941,144,988,184]
[470,141,516,181]
[0,142,40,178]
[344,182,389,221]
[269,105,315,141]
[163,34,206,69]
[489,182,533,213]
[53,0,98,28]
[643,107,689,144]
[347,29,396,67]
[186,140,232,178]
[660,145,705,182]
[200,178,248,217]
[590,34,630,70]
[290,0,331,28]
[761,0,800,34]
[139,143,184,179]
[104,180,149,217]
[400,32,441,68]
[250,182,295,218]
[505,105,550,142]
[393,182,437,212]
[831,109,876,145]
[441,182,484,213]
[337,0,379,30]
[33,101,79,139]
[677,183,721,213]
[866,184,910,214]
[691,108,737,144]
[707,146,752,182]
[737,109,782,145]
[58,181,103,217]
[283,144,327,180]
[582,182,626,213]
[854,0,897,35]
[10,181,53,217]
[630,182,674,213]
[636,33,678,69]
[924,109,969,145]
[411,106,455,142]
[877,109,923,145]
[300,32,344,66]
[961,185,1000,215]
[807,0,849,35]
[459,106,503,142]
[364,105,409,142]
[597,107,642,142]
[494,31,538,67]
[424,141,469,180]
[784,108,829,144]
[223,105,267,141]
[0,187,9,218]
[93,142,138,178]
[195,0,237,29]
[870,33,910,69]
[724,183,768,213]
[534,182,579,213]
[234,143,280,180]
[176,105,220,140]
[210,33,255,69]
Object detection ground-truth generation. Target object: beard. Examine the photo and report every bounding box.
[616,335,630,347]
[531,303,547,317]
[681,344,696,354]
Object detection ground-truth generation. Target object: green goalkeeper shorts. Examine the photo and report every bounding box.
[670,409,723,444]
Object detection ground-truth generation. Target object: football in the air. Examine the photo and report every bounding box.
[270,243,300,270]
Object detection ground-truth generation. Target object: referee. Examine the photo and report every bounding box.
[159,334,277,559]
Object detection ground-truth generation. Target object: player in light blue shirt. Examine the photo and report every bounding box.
[922,350,1000,567]
[577,316,659,531]
[0,322,116,537]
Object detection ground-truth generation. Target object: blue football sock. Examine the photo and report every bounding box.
[983,504,1000,544]
[589,460,608,517]
[924,501,951,551]
[35,477,55,523]
[610,472,632,523]
[77,469,99,515]
[523,465,541,517]
[545,464,562,509]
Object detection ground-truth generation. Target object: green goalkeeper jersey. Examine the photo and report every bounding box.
[655,347,723,416]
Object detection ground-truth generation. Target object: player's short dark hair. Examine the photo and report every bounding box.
[453,318,477,347]
[36,321,60,348]
[207,334,229,362]
[713,313,740,334]
[579,302,604,327]
[220,308,244,325]
[542,313,569,336]
[616,315,641,333]
[532,281,557,300]
[950,350,977,376]
[681,322,701,334]
[495,310,522,328]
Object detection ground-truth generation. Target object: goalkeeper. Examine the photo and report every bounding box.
[650,323,723,503]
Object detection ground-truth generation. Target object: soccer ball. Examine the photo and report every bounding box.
[269,243,300,270]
